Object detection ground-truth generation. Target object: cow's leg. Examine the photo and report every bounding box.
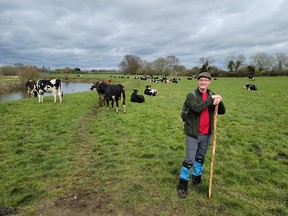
[99,94,105,106]
[111,95,115,109]
[38,93,43,103]
[115,99,119,113]
[98,92,102,106]
[53,92,57,103]
[106,98,110,110]
[58,90,63,103]
[121,92,126,113]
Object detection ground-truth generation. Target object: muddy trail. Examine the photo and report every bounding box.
[16,104,121,216]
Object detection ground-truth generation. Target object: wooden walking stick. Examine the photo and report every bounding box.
[208,104,219,200]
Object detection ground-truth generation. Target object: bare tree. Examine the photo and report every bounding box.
[250,52,273,71]
[275,53,288,69]
[141,60,154,75]
[152,57,168,76]
[199,57,213,72]
[166,55,180,71]
[119,55,143,74]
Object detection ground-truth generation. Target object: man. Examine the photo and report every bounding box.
[178,72,226,198]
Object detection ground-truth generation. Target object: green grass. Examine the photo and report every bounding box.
[0,76,287,215]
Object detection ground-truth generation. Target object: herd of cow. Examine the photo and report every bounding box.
[25,78,159,113]
[25,76,257,113]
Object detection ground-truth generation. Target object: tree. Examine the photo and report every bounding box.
[119,55,142,74]
[141,60,154,75]
[247,65,256,75]
[225,55,246,72]
[199,57,213,72]
[152,57,167,76]
[166,55,180,71]
[75,67,81,72]
[19,66,40,82]
[275,53,288,69]
[250,52,273,72]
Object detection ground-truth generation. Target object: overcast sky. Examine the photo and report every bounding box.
[1,0,287,70]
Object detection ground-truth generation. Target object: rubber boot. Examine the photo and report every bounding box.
[192,175,202,186]
[178,179,188,198]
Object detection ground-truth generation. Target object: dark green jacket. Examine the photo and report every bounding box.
[184,88,226,138]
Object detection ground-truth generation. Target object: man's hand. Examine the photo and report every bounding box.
[212,95,222,105]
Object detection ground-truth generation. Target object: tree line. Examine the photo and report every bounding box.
[1,52,287,78]
[119,52,288,77]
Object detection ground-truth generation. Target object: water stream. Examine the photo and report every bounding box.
[0,82,93,103]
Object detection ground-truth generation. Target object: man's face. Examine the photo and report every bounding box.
[197,78,211,91]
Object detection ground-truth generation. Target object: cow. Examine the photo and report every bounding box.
[144,85,158,96]
[89,79,111,106]
[248,74,255,81]
[130,89,145,103]
[244,84,257,91]
[25,80,37,97]
[35,78,63,103]
[104,84,126,113]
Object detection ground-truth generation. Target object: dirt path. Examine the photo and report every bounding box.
[20,104,118,216]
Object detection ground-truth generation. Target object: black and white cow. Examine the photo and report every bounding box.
[91,82,126,113]
[248,74,255,81]
[144,85,158,96]
[130,89,145,103]
[25,80,37,97]
[104,84,126,113]
[35,79,63,103]
[89,79,111,106]
[244,84,257,91]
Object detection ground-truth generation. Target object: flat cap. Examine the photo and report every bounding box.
[197,72,211,80]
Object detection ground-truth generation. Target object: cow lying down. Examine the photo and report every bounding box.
[144,85,158,96]
[244,84,257,91]
[130,89,145,103]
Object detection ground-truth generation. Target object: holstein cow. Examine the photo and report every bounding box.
[248,74,255,81]
[130,89,145,103]
[25,80,36,97]
[104,84,126,113]
[35,78,63,103]
[89,79,111,106]
[144,85,158,96]
[244,84,257,91]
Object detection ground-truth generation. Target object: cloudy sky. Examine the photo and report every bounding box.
[1,0,287,70]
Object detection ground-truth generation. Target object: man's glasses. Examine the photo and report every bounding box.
[198,79,210,82]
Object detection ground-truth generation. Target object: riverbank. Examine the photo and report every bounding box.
[0,79,23,94]
[0,76,97,94]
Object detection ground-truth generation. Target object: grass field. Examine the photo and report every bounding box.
[0,75,287,216]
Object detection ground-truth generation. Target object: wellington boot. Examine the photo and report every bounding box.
[192,175,202,186]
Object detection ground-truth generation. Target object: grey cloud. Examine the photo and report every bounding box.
[0,0,287,70]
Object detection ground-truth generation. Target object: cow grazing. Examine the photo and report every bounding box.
[104,84,126,113]
[144,85,158,96]
[244,84,257,91]
[35,78,63,103]
[25,80,36,97]
[130,89,145,103]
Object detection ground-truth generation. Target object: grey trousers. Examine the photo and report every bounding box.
[184,134,211,164]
